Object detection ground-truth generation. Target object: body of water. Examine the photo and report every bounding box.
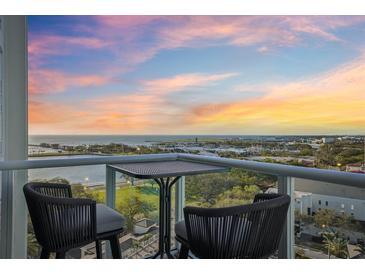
[28,155,120,186]
[27,135,245,185]
[26,134,340,185]
[29,135,222,146]
[28,134,308,147]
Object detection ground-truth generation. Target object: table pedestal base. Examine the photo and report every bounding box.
[151,176,181,259]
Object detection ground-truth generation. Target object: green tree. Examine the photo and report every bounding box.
[323,231,337,258]
[116,187,154,232]
[334,212,360,231]
[185,173,239,206]
[335,148,364,166]
[185,169,275,207]
[315,143,345,168]
[322,231,348,259]
[331,237,349,258]
[313,209,336,229]
[313,209,360,232]
[215,185,261,207]
[229,168,276,190]
[73,184,104,203]
[299,146,314,156]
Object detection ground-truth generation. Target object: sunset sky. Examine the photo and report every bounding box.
[29,16,365,135]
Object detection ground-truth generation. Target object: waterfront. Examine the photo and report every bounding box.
[29,134,351,146]
[29,135,262,146]
[28,134,364,185]
[25,134,365,259]
[29,155,110,186]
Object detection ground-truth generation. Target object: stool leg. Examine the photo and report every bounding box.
[109,235,121,259]
[40,248,50,259]
[56,252,66,259]
[96,240,102,259]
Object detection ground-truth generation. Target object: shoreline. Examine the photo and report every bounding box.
[28,152,111,157]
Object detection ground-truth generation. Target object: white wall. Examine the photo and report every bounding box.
[295,190,365,222]
[294,193,312,215]
[311,194,365,221]
[0,16,28,259]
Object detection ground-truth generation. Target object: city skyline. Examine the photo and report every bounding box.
[29,16,365,135]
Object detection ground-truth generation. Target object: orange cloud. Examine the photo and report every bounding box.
[30,94,174,134]
[29,71,236,134]
[28,16,365,134]
[29,100,92,134]
[29,56,365,135]
[81,72,237,129]
[29,98,153,134]
[185,54,365,134]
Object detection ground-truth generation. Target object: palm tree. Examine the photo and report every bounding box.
[322,231,336,259]
[331,237,349,259]
[322,231,348,259]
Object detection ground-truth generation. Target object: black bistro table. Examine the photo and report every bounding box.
[107,159,229,258]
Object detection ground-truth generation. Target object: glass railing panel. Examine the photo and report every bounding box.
[114,176,160,258]
[20,157,365,259]
[183,170,279,258]
[185,168,277,208]
[294,178,365,259]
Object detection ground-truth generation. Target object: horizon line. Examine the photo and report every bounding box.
[28,134,365,137]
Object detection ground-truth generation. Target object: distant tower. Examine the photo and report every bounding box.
[195,137,198,143]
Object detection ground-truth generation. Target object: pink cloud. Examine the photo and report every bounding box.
[141,72,238,95]
[28,16,365,134]
[29,69,111,95]
[28,34,109,67]
[29,16,365,89]
[89,16,365,66]
[28,35,107,55]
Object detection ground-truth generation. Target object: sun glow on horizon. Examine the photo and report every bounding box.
[29,16,365,135]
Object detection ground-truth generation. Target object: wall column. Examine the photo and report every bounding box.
[0,15,28,259]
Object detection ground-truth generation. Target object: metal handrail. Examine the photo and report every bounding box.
[177,154,365,188]
[0,152,363,188]
[0,153,178,170]
[0,152,364,259]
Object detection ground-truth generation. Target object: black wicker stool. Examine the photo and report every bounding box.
[175,193,290,259]
[24,182,125,259]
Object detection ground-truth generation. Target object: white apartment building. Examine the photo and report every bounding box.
[293,191,365,221]
[296,178,365,221]
[267,178,365,221]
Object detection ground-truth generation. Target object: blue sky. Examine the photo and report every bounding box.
[28,16,365,135]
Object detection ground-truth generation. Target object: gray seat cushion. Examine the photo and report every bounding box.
[175,220,187,241]
[96,204,125,234]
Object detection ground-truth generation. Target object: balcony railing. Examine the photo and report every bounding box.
[1,153,364,258]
